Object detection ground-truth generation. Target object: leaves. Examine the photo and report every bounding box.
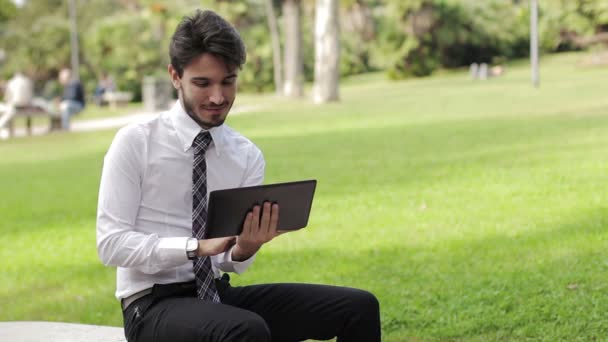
[1,0,607,94]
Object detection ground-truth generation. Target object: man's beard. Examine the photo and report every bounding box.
[181,92,227,129]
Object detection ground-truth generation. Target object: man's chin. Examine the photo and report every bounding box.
[200,118,226,129]
[189,108,227,128]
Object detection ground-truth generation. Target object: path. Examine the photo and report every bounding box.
[0,321,125,341]
[0,105,257,140]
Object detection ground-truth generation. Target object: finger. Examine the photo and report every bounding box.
[242,211,253,238]
[251,205,261,232]
[270,203,280,236]
[260,202,272,235]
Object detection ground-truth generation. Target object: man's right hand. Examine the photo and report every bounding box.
[197,237,236,256]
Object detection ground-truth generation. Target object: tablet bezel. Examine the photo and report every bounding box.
[206,179,317,238]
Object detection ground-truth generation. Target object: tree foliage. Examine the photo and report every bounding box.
[1,0,606,97]
[0,0,121,93]
[380,0,529,78]
[0,0,17,25]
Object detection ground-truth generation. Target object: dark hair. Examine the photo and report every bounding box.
[169,10,246,77]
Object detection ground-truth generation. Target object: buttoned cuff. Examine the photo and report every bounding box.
[215,244,256,274]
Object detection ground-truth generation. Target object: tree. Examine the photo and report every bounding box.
[83,12,166,100]
[312,0,340,103]
[0,0,121,87]
[542,0,608,50]
[264,0,284,95]
[0,0,16,26]
[380,0,531,79]
[340,0,376,76]
[282,0,304,97]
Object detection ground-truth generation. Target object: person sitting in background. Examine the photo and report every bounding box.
[93,72,116,106]
[4,71,33,108]
[58,68,85,130]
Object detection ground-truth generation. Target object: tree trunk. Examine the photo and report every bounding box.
[264,0,283,95]
[282,0,304,98]
[312,0,340,103]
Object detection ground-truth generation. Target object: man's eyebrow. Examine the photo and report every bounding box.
[190,74,237,82]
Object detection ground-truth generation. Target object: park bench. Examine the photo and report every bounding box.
[0,101,61,138]
[102,91,133,109]
[0,321,126,341]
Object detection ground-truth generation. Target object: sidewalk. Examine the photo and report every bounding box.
[1,105,257,139]
[0,321,125,341]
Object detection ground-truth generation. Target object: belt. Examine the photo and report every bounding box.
[121,288,153,311]
[120,275,230,311]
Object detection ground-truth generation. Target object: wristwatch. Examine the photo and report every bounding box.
[186,238,199,260]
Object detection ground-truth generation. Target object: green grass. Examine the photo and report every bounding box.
[2,51,608,341]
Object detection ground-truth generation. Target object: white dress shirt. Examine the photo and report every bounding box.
[4,73,33,107]
[97,101,265,299]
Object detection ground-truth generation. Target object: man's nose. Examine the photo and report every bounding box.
[209,86,224,105]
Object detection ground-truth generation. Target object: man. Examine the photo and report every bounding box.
[97,9,380,342]
[58,68,85,130]
[4,71,34,108]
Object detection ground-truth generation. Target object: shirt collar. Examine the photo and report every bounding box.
[169,100,224,156]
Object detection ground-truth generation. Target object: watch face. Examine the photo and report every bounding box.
[187,238,198,259]
[187,238,198,252]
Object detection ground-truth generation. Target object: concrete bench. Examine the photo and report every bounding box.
[0,102,61,138]
[0,321,126,342]
[103,91,133,109]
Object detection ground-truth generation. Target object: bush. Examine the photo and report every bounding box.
[382,0,531,79]
[83,12,166,101]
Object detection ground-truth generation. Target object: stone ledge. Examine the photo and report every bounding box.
[0,321,126,342]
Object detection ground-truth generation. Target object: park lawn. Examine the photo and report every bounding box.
[1,51,608,341]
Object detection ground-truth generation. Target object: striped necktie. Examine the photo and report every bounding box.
[192,131,220,302]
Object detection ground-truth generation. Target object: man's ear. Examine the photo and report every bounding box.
[168,64,181,90]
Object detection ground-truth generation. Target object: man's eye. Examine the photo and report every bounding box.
[194,83,209,88]
[223,80,235,85]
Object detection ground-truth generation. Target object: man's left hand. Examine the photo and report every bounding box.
[232,202,280,261]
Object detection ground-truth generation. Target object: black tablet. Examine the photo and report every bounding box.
[206,180,317,238]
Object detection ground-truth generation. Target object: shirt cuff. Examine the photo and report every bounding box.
[215,244,256,274]
[155,237,190,265]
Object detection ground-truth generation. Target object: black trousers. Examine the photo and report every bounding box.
[122,274,380,342]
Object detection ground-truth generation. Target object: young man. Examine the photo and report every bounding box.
[97,9,380,342]
[58,68,85,130]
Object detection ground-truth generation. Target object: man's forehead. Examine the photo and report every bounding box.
[183,53,239,76]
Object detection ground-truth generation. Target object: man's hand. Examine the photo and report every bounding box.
[232,202,280,261]
[197,236,236,257]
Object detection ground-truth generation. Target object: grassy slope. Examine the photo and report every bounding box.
[1,52,607,341]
